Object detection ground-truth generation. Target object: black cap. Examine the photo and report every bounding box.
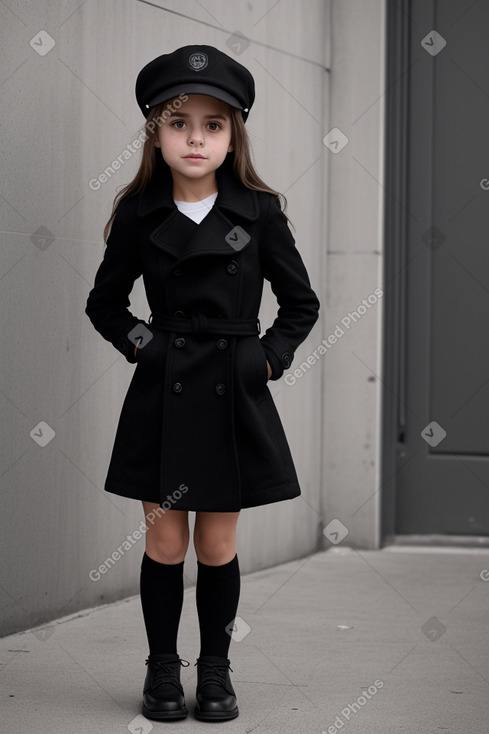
[135,45,255,122]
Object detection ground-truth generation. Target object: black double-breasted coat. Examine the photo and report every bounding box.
[85,155,320,511]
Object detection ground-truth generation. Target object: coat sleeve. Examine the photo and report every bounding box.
[85,199,157,364]
[259,195,320,380]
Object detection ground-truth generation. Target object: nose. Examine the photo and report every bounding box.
[188,126,204,146]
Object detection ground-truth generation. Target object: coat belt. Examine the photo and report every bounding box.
[150,313,261,336]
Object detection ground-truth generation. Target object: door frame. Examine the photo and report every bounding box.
[381,0,413,541]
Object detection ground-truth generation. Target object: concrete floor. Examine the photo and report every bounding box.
[1,545,489,733]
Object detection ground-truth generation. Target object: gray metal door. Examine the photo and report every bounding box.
[382,0,489,536]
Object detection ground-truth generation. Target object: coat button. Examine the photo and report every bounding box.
[172,382,183,393]
[217,338,228,350]
[281,352,292,368]
[174,337,185,348]
[174,310,186,318]
[215,383,226,395]
[227,260,239,275]
[173,268,183,276]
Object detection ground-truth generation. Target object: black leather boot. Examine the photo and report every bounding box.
[142,652,189,720]
[194,655,239,721]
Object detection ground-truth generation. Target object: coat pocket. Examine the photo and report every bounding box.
[235,336,265,399]
[255,338,269,386]
[246,336,269,403]
[134,328,165,365]
[131,329,167,394]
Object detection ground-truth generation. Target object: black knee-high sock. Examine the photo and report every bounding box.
[140,552,184,656]
[196,554,240,659]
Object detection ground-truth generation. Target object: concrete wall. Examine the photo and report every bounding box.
[321,0,386,550]
[0,0,385,637]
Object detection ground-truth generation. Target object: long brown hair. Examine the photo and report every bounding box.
[103,100,288,242]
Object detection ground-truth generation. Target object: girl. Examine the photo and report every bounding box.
[85,44,320,723]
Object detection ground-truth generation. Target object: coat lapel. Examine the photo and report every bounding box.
[149,209,198,258]
[149,204,253,264]
[139,155,260,263]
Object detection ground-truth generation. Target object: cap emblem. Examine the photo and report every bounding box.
[188,52,208,71]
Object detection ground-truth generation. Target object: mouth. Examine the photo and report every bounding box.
[184,154,206,159]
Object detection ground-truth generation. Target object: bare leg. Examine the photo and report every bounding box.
[193,511,240,564]
[139,503,189,659]
[140,502,190,720]
[193,510,241,720]
[142,501,190,563]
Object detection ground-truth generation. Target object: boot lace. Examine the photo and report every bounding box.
[145,657,189,693]
[195,660,234,693]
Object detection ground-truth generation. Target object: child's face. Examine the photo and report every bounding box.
[154,94,233,187]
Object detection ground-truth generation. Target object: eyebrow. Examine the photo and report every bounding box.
[167,112,228,120]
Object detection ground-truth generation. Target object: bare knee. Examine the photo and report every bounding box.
[194,514,239,565]
[195,539,236,565]
[143,504,189,564]
[147,533,189,564]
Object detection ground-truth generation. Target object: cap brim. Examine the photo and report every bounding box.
[146,83,243,112]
